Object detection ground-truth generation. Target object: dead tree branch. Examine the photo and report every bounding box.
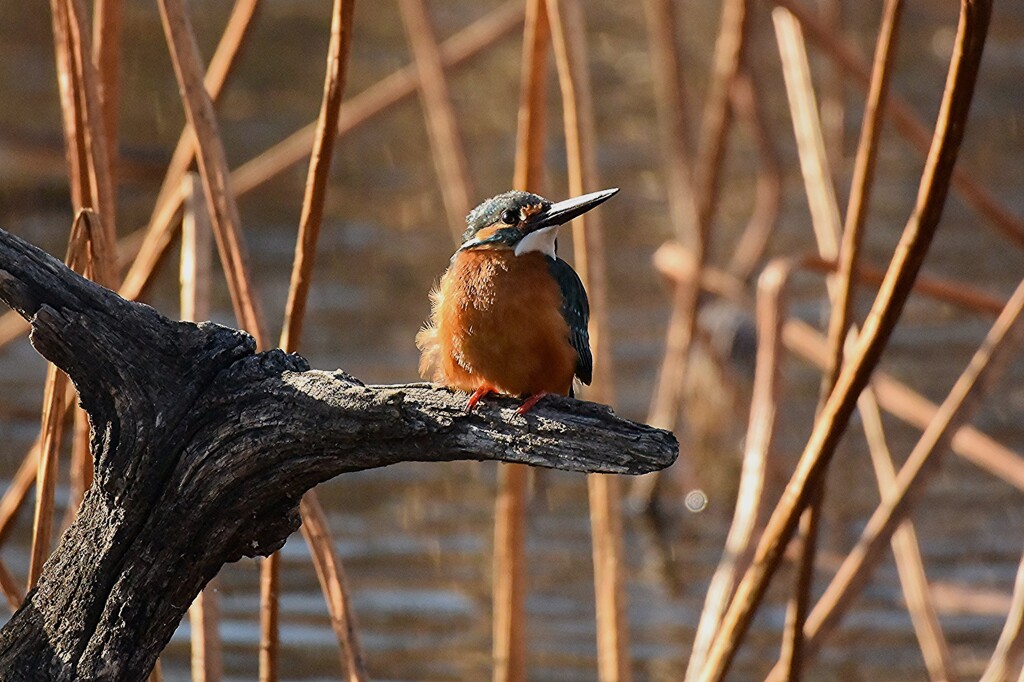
[0,227,677,681]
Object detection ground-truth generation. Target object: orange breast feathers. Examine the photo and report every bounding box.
[416,249,578,398]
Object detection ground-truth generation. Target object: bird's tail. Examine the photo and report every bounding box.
[415,322,441,381]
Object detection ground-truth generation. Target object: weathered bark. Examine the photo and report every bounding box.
[0,227,677,680]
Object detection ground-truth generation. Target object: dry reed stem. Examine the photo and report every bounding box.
[726,70,782,282]
[399,0,475,240]
[829,0,903,388]
[771,12,843,674]
[181,173,223,682]
[27,363,68,590]
[181,174,213,324]
[698,2,992,676]
[547,1,630,679]
[149,659,163,682]
[258,554,280,682]
[0,447,42,547]
[641,0,700,241]
[721,257,957,680]
[776,4,954,676]
[158,5,284,678]
[807,5,937,676]
[856,390,958,682]
[119,0,261,306]
[679,244,957,680]
[49,0,88,210]
[794,255,1005,317]
[794,266,1024,667]
[782,319,1024,494]
[188,580,223,682]
[231,1,522,199]
[299,495,367,681]
[157,0,267,344]
[644,253,1022,492]
[512,0,549,193]
[65,0,118,247]
[92,0,122,244]
[791,272,957,681]
[492,1,548,679]
[545,1,609,398]
[281,0,355,354]
[980,551,1024,682]
[0,560,23,611]
[684,259,790,682]
[765,0,1024,250]
[632,0,751,510]
[492,463,527,682]
[773,10,840,262]
[816,0,844,176]
[273,0,367,677]
[148,0,261,227]
[117,1,519,308]
[646,0,749,434]
[92,0,122,194]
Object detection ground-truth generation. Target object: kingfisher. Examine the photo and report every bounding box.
[417,188,618,414]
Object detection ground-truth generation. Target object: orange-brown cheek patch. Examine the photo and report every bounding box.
[473,225,501,242]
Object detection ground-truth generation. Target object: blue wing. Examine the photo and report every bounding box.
[547,256,592,386]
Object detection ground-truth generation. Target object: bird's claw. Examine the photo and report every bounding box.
[466,386,495,413]
[516,392,549,415]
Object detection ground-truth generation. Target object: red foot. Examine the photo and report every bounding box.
[516,391,549,415]
[466,385,495,412]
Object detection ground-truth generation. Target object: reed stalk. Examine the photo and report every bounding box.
[120,0,261,304]
[399,0,475,241]
[179,174,224,682]
[546,1,629,679]
[725,70,782,282]
[685,258,789,682]
[654,245,1024,492]
[157,0,267,344]
[766,0,1024,250]
[492,2,548,680]
[698,3,993,674]
[771,11,841,676]
[980,551,1024,682]
[274,0,367,677]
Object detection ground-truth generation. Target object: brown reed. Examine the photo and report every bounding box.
[178,174,224,682]
[698,2,994,675]
[766,0,1024,250]
[980,551,1024,682]
[399,0,475,241]
[546,0,629,677]
[771,13,840,674]
[272,0,366,677]
[492,2,549,679]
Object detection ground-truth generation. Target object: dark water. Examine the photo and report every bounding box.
[0,0,1023,679]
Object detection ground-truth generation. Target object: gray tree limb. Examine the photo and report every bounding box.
[0,227,676,680]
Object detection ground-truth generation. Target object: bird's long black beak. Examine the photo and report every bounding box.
[525,188,619,232]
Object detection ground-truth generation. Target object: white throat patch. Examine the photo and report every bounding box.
[514,224,558,257]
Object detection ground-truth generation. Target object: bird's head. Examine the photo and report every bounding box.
[457,188,618,258]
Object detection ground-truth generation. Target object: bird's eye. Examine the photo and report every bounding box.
[500,209,519,225]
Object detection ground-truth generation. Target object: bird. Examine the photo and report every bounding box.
[417,188,618,414]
